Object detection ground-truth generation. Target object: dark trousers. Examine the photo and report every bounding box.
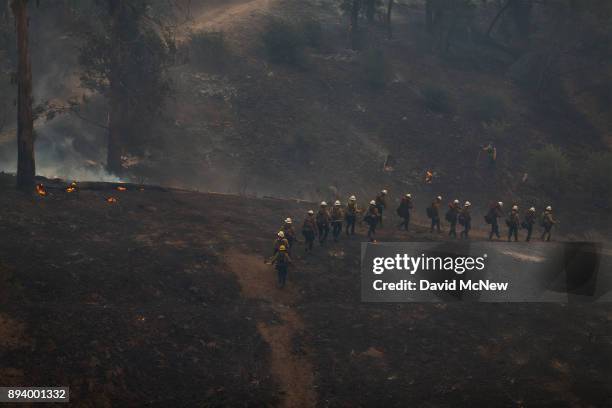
[460,222,471,239]
[541,226,552,241]
[367,223,377,241]
[303,230,315,252]
[317,223,329,244]
[525,225,533,242]
[489,221,500,239]
[508,225,518,242]
[398,214,410,230]
[332,222,342,241]
[345,215,356,235]
[449,221,457,238]
[276,265,288,288]
[376,206,384,226]
[431,216,441,233]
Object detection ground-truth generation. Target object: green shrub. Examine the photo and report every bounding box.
[262,19,305,65]
[527,145,572,194]
[421,84,453,114]
[469,93,507,123]
[189,31,228,70]
[363,48,389,88]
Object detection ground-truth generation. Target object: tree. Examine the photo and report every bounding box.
[78,0,174,175]
[349,0,361,50]
[11,0,35,190]
[386,0,394,39]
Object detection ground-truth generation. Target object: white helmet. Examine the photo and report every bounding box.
[405,193,412,198]
[529,207,536,212]
[308,210,314,215]
[349,195,356,201]
[334,200,341,206]
[436,195,442,201]
[320,201,327,206]
[498,201,503,207]
[465,201,471,207]
[277,231,285,238]
[285,217,292,224]
[512,205,518,211]
[381,189,388,195]
[453,199,459,204]
[546,205,552,211]
[370,200,376,205]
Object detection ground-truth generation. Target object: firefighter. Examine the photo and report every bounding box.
[396,193,413,231]
[459,201,472,239]
[446,199,460,238]
[507,205,520,242]
[363,200,379,242]
[331,200,344,242]
[316,201,331,245]
[345,195,359,236]
[375,189,388,227]
[281,218,297,251]
[523,207,536,242]
[541,205,557,242]
[428,196,442,233]
[482,142,497,169]
[302,210,317,253]
[270,245,291,288]
[272,231,289,258]
[486,201,504,240]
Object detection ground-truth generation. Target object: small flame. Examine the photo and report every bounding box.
[106,197,118,204]
[425,170,433,184]
[116,185,127,192]
[35,184,48,197]
[66,181,77,193]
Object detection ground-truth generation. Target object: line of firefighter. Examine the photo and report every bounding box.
[268,191,558,288]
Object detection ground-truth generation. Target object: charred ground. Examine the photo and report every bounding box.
[0,175,610,406]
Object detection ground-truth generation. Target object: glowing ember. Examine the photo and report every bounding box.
[35,184,48,197]
[106,197,118,204]
[116,185,127,192]
[425,170,434,184]
[66,181,77,193]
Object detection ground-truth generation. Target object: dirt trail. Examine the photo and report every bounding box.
[225,252,316,408]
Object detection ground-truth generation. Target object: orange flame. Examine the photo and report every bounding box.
[425,170,433,184]
[106,197,118,204]
[66,181,77,193]
[116,185,127,192]
[35,184,48,197]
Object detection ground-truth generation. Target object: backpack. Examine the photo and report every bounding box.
[484,213,492,224]
[426,207,434,219]
[445,209,454,223]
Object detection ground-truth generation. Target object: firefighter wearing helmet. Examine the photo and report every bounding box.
[302,210,317,253]
[374,189,388,227]
[363,200,380,242]
[281,217,297,252]
[271,231,289,258]
[459,201,472,239]
[345,195,359,236]
[396,193,413,231]
[427,195,443,233]
[331,200,345,242]
[523,207,537,242]
[507,205,520,242]
[486,201,504,240]
[541,205,557,242]
[270,244,292,289]
[446,199,461,238]
[316,201,331,245]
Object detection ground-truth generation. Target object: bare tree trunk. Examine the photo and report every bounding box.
[107,0,124,174]
[425,0,434,33]
[386,0,394,39]
[365,0,375,23]
[11,0,35,190]
[349,0,360,50]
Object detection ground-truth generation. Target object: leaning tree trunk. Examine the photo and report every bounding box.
[11,0,35,190]
[106,0,125,175]
[386,0,394,39]
[365,0,375,23]
[349,0,360,50]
